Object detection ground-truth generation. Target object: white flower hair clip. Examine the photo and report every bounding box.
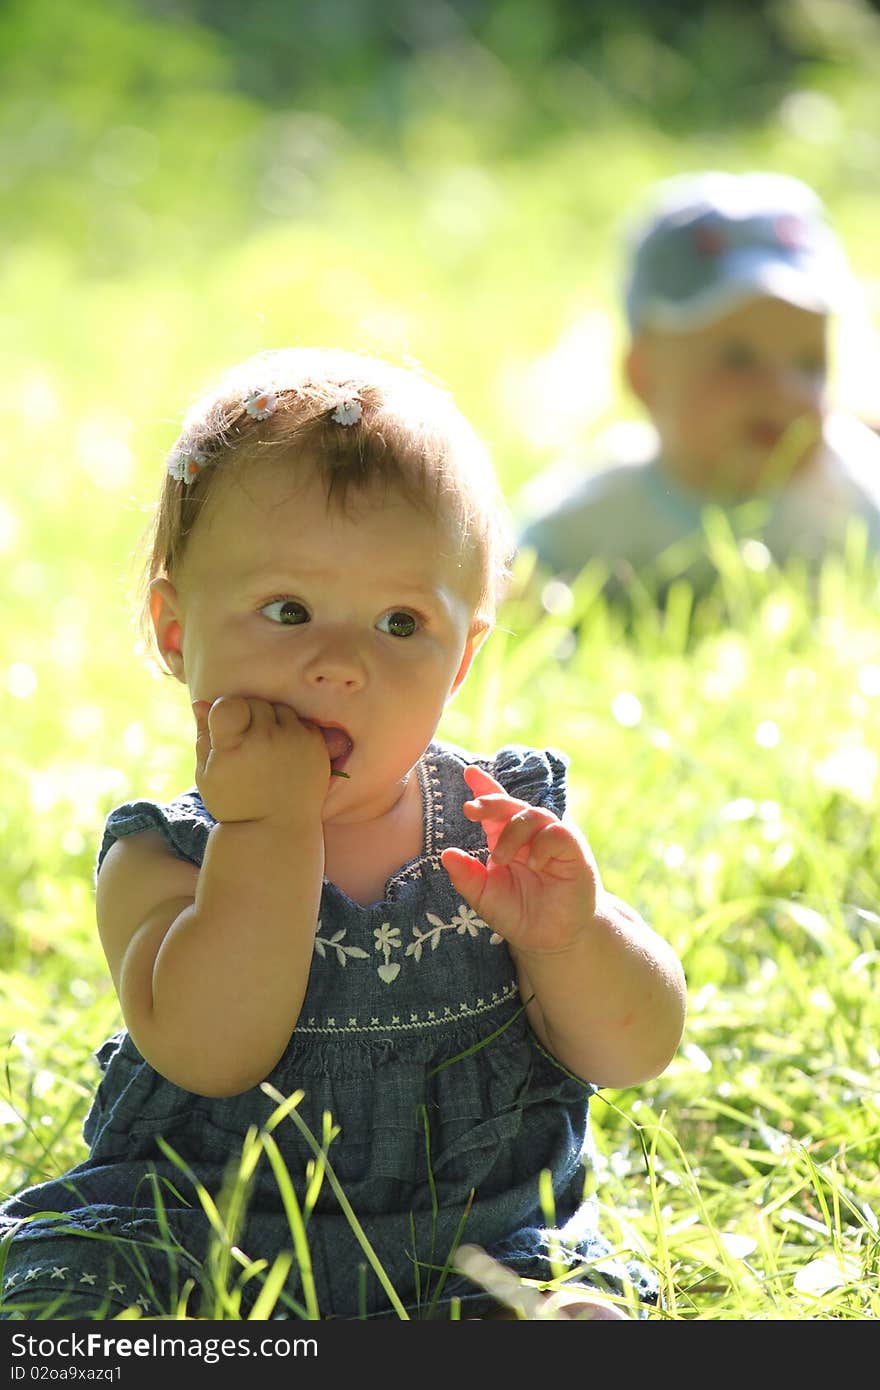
[330,394,362,427]
[167,445,208,484]
[243,387,278,420]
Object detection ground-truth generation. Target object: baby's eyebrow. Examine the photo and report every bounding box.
[383,581,450,603]
[236,564,453,607]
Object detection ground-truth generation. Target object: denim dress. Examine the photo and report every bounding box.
[0,741,656,1320]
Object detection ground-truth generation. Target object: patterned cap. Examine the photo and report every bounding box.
[623,170,852,332]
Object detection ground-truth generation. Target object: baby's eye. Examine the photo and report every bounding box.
[721,342,758,371]
[796,355,827,379]
[261,598,310,625]
[376,610,418,638]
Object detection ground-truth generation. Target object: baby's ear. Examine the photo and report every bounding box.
[624,336,653,407]
[149,577,186,681]
[449,619,491,698]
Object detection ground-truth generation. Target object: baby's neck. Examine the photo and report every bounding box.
[322,771,424,907]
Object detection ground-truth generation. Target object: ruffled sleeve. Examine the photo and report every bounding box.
[95,789,214,879]
[482,744,569,818]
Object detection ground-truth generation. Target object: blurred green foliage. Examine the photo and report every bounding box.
[1,0,879,789]
[3,0,880,274]
[1,3,879,1319]
[175,0,880,133]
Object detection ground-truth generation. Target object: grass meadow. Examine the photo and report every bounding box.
[1,20,880,1316]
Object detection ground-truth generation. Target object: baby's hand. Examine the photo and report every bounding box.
[193,696,330,829]
[440,764,600,957]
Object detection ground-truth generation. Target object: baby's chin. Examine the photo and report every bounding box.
[679,446,815,499]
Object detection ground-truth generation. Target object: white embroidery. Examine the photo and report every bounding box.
[50,1266,69,1279]
[313,902,502,988]
[375,922,402,983]
[405,904,501,960]
[80,1272,97,1285]
[313,923,369,967]
[298,750,521,1033]
[108,1280,125,1295]
[293,981,520,1035]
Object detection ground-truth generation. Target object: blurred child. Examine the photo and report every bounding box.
[519,170,880,595]
[0,347,685,1320]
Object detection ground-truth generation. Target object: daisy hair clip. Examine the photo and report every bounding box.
[243,387,278,421]
[329,394,362,426]
[167,384,279,485]
[167,383,364,488]
[167,445,209,484]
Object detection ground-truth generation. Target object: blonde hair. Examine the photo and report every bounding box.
[143,347,513,638]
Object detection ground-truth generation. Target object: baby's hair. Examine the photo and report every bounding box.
[143,346,513,646]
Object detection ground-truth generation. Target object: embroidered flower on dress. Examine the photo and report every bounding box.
[405,903,500,960]
[329,395,362,426]
[451,905,486,937]
[243,387,278,420]
[374,922,402,953]
[374,921,402,984]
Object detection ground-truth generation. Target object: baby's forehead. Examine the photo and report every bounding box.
[182,461,485,584]
[647,296,827,339]
[201,457,466,533]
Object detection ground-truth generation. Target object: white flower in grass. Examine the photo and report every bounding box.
[330,395,362,426]
[243,387,278,420]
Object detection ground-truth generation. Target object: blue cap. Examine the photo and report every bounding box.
[623,171,852,333]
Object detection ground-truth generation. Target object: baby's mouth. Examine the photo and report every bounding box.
[748,421,785,450]
[315,723,354,774]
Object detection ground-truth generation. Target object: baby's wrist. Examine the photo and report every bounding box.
[206,799,320,835]
[514,920,596,964]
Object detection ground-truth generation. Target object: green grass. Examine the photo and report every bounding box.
[2,541,879,1319]
[1,12,880,1314]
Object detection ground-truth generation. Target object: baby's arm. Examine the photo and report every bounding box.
[96,696,329,1097]
[441,765,686,1089]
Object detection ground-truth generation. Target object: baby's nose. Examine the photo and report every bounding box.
[303,638,366,689]
[767,364,824,408]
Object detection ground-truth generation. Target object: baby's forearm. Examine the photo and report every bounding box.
[519,896,686,1089]
[134,820,324,1096]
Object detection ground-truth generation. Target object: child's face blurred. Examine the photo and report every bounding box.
[626,298,828,498]
[152,462,487,824]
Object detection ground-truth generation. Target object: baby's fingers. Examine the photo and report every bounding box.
[525,820,580,874]
[463,763,506,798]
[192,700,212,776]
[206,695,259,750]
[440,847,488,910]
[488,805,559,866]
[461,791,528,853]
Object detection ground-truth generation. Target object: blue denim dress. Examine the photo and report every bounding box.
[0,741,656,1319]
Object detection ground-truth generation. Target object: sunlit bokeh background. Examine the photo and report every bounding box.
[2,0,879,892]
[2,2,880,1318]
